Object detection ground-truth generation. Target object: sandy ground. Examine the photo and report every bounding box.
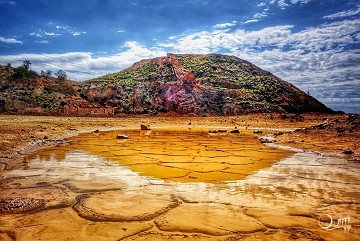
[0,113,359,241]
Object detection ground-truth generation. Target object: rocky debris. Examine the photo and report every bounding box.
[93,129,100,133]
[0,198,45,214]
[308,114,359,133]
[116,134,129,140]
[259,135,277,143]
[208,130,219,134]
[140,124,151,130]
[342,148,354,155]
[230,128,240,134]
[208,129,227,134]
[253,130,263,134]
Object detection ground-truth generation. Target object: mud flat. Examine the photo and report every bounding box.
[0,114,359,241]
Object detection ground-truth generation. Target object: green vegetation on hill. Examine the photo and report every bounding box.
[83,53,332,115]
[0,63,78,113]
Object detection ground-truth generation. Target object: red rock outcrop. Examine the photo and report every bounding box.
[57,96,114,116]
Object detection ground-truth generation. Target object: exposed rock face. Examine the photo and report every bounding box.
[57,96,114,116]
[83,53,332,115]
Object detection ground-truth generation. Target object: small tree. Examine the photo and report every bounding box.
[12,66,27,79]
[45,70,52,79]
[23,60,31,71]
[55,70,67,81]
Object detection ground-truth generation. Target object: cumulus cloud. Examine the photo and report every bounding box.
[0,36,22,44]
[159,18,359,111]
[0,41,166,81]
[1,17,358,112]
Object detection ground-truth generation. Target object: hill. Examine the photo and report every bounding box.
[0,65,82,114]
[83,53,332,115]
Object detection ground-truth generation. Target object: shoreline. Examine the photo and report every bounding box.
[1,113,358,173]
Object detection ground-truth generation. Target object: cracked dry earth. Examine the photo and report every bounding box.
[0,128,360,241]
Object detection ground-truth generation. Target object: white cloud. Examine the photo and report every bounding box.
[213,21,237,29]
[258,0,313,10]
[72,31,86,36]
[0,41,166,81]
[0,36,22,44]
[1,17,358,112]
[323,7,360,20]
[254,12,268,19]
[35,40,49,44]
[44,32,61,36]
[155,18,360,111]
[277,0,288,9]
[243,19,259,24]
[117,30,125,33]
[30,30,61,38]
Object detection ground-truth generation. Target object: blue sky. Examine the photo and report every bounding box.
[0,0,359,113]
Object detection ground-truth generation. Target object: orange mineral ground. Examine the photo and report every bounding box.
[0,114,359,241]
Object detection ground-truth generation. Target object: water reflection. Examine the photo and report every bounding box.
[26,128,292,183]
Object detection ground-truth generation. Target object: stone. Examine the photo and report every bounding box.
[259,135,277,143]
[140,124,151,130]
[0,198,45,214]
[208,130,218,133]
[0,187,75,212]
[337,127,345,133]
[253,130,263,134]
[342,148,354,154]
[230,129,240,134]
[116,134,129,140]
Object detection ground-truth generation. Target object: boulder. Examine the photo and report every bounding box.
[230,129,240,134]
[140,124,151,130]
[116,134,129,140]
[259,135,277,143]
[342,148,354,154]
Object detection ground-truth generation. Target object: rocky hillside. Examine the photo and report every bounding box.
[0,65,81,114]
[83,53,332,115]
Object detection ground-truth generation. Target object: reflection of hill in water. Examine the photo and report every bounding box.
[31,128,292,183]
